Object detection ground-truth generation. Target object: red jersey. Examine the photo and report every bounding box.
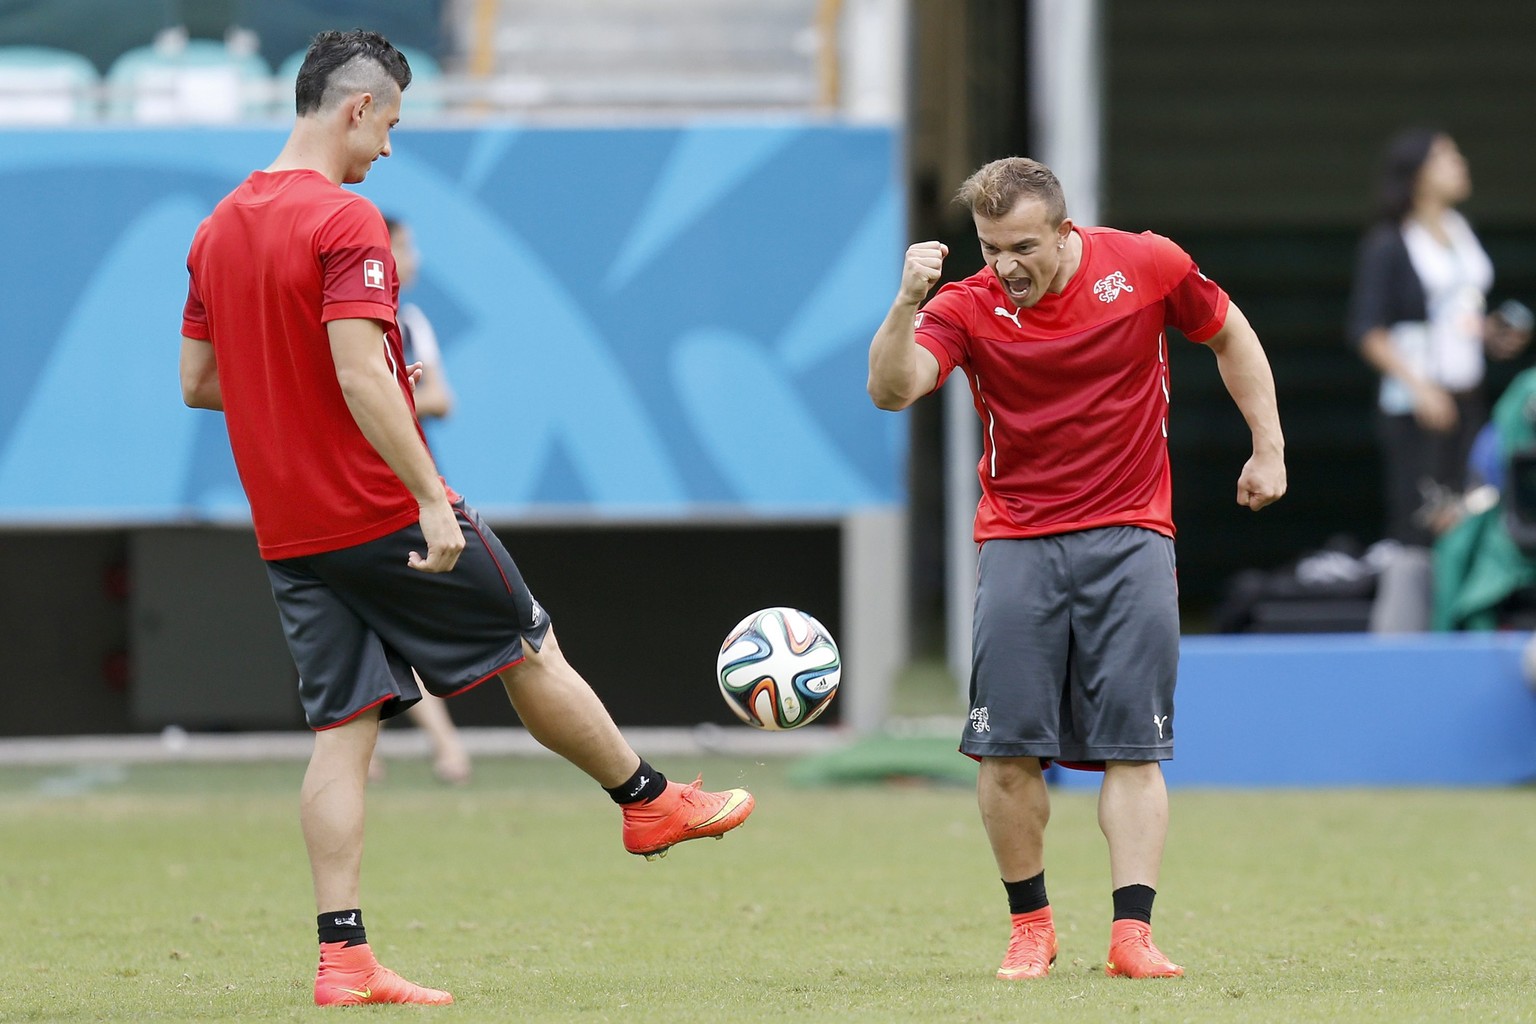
[182,169,442,560]
[915,226,1229,541]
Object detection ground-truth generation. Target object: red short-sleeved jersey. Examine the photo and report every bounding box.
[183,169,445,560]
[915,226,1229,541]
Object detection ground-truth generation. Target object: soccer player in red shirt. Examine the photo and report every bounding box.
[868,158,1285,980]
[179,30,754,1007]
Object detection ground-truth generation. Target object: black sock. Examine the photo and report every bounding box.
[1112,884,1156,924]
[605,759,667,804]
[317,909,366,947]
[1003,871,1049,915]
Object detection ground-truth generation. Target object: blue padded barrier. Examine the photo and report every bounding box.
[0,124,902,521]
[1052,632,1536,788]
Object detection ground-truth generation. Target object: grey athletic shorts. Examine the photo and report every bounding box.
[960,525,1179,767]
[264,501,551,730]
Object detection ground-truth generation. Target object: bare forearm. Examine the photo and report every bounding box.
[867,298,927,410]
[1208,311,1288,509]
[179,337,223,410]
[184,382,223,411]
[870,240,947,410]
[1359,328,1428,390]
[1209,310,1284,456]
[1217,344,1283,452]
[412,375,453,419]
[337,369,444,503]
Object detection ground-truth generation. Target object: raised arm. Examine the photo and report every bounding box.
[1204,302,1287,511]
[328,317,464,571]
[867,241,946,411]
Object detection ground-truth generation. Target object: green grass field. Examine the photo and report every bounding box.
[2,755,1534,1023]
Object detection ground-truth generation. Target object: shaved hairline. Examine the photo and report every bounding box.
[315,55,402,112]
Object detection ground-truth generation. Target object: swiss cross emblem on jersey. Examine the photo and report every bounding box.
[1093,270,1135,303]
[363,259,385,290]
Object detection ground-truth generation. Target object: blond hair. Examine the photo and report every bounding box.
[955,157,1067,224]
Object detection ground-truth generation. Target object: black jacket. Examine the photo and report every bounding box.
[1346,221,1428,348]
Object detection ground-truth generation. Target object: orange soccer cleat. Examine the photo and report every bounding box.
[996,907,1058,980]
[1105,920,1184,979]
[622,775,755,860]
[313,941,455,1006]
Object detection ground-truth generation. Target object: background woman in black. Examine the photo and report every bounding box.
[1347,129,1529,547]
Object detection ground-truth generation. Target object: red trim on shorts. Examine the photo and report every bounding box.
[441,654,526,698]
[315,695,393,731]
[960,748,1107,772]
[459,510,515,594]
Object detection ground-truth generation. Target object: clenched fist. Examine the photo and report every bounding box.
[900,241,948,304]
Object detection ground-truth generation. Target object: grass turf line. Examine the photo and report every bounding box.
[1,757,1534,1023]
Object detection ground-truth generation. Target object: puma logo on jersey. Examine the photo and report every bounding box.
[992,306,1022,329]
[1094,271,1134,303]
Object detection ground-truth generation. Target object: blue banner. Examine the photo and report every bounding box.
[0,124,904,521]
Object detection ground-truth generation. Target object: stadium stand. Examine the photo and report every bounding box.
[0,45,99,123]
[105,30,272,123]
[461,0,827,113]
[0,1,848,122]
[0,0,177,76]
[232,0,444,77]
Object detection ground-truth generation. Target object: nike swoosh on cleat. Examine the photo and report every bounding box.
[339,987,371,999]
[687,790,750,831]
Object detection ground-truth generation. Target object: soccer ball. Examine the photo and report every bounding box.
[716,607,841,730]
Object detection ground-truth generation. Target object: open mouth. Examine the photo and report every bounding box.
[1002,277,1031,302]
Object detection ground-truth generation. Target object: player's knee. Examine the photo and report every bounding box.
[980,756,1046,789]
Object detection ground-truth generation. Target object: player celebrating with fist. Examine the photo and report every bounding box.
[868,158,1285,980]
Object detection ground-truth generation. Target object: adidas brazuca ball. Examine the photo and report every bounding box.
[717,607,841,730]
